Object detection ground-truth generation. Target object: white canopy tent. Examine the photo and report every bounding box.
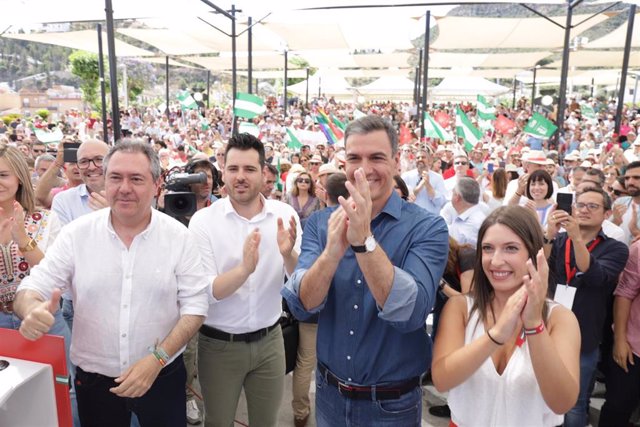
[357,76,416,101]
[287,70,354,100]
[430,76,511,101]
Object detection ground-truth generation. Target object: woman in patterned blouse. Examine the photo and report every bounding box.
[0,145,64,337]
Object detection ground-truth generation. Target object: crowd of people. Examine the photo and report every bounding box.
[0,92,639,427]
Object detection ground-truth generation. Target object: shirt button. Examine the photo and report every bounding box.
[353,304,358,310]
[356,280,361,284]
[348,377,352,381]
[347,355,351,360]
[349,330,354,335]
[122,361,126,365]
[123,305,128,309]
[121,333,126,338]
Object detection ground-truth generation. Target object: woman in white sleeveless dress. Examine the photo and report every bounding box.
[431,206,581,427]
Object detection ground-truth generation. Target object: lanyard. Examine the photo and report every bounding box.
[564,237,602,285]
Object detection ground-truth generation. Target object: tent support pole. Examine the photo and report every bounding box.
[105,0,120,142]
[615,4,636,133]
[97,24,108,143]
[420,10,430,140]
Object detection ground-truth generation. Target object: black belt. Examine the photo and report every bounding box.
[318,364,420,401]
[199,322,279,343]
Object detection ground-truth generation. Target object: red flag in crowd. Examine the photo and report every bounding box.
[434,111,450,129]
[399,124,412,144]
[494,115,516,134]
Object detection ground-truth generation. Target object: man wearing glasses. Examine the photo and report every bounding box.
[52,139,110,333]
[544,187,629,427]
[444,154,471,199]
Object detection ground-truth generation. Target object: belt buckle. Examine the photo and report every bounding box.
[337,381,357,398]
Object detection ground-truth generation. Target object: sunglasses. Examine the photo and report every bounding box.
[454,161,468,166]
[297,178,311,184]
[612,189,628,196]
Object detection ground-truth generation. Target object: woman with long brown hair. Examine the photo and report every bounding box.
[432,206,580,426]
[283,171,320,230]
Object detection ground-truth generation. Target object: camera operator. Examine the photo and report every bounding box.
[156,157,219,424]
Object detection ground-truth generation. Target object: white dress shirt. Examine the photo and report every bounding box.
[189,196,302,334]
[18,208,210,377]
[401,168,447,215]
[445,203,487,248]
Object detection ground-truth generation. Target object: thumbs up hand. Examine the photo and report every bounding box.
[19,288,61,341]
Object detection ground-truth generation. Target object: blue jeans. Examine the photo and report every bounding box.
[564,348,599,427]
[315,368,422,427]
[62,297,74,332]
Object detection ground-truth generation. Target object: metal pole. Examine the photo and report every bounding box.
[532,66,537,111]
[634,75,639,107]
[420,10,430,140]
[105,0,120,142]
[556,0,573,142]
[512,77,517,109]
[231,4,238,136]
[318,77,321,98]
[165,56,169,118]
[247,16,253,94]
[207,70,211,109]
[615,4,636,133]
[305,68,309,107]
[122,63,128,109]
[97,24,108,142]
[591,77,595,98]
[414,67,419,105]
[284,49,288,118]
[416,48,423,122]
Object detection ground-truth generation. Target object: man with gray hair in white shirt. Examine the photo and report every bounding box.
[15,139,210,427]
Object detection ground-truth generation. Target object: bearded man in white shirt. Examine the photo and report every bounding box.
[189,133,301,427]
[15,140,210,427]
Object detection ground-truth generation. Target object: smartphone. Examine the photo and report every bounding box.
[487,163,494,173]
[499,161,506,169]
[63,142,81,163]
[556,192,573,215]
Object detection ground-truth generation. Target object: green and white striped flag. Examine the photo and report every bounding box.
[286,128,303,149]
[238,121,260,137]
[423,113,453,141]
[455,106,483,151]
[234,93,266,119]
[176,91,197,110]
[476,95,496,121]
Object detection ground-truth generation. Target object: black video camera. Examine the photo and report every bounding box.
[163,172,206,218]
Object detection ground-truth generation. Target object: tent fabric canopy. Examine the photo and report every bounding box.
[587,12,640,48]
[287,70,353,96]
[2,30,155,57]
[431,76,511,97]
[547,50,640,68]
[431,14,611,49]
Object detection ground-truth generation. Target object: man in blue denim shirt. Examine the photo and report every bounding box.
[282,115,449,426]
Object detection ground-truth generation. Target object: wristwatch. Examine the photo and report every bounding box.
[351,235,376,253]
[19,238,38,253]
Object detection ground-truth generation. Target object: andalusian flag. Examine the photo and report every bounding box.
[523,112,557,139]
[476,95,496,121]
[275,157,283,191]
[286,128,303,150]
[177,91,197,110]
[234,92,266,119]
[423,113,453,141]
[455,106,483,151]
[238,121,260,137]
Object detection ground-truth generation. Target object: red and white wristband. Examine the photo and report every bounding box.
[523,322,545,336]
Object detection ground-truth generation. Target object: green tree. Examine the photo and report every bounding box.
[69,50,100,106]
